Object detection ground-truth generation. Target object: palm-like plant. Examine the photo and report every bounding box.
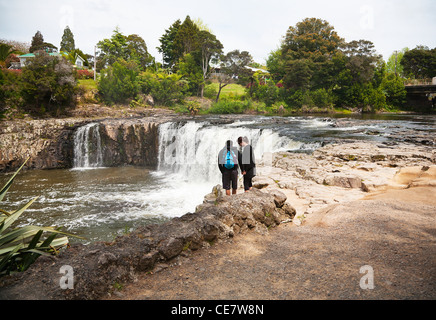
[0,159,80,277]
[0,43,19,68]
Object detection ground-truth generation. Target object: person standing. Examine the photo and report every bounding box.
[218,140,240,196]
[237,136,256,192]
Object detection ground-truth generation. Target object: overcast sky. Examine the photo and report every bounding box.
[1,0,435,64]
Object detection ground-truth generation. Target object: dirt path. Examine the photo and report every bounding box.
[109,186,436,300]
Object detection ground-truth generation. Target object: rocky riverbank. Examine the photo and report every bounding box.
[110,141,436,300]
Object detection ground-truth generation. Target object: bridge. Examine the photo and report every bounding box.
[404,83,436,112]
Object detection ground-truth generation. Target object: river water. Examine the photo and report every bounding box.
[1,114,435,243]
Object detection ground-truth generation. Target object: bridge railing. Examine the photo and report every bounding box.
[404,78,434,86]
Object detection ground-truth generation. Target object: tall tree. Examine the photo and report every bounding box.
[280,18,344,90]
[342,39,381,84]
[198,30,223,97]
[60,26,75,52]
[126,34,154,69]
[29,31,44,53]
[97,28,152,71]
[157,19,182,70]
[174,16,200,55]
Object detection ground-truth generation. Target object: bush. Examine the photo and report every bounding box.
[75,69,94,80]
[137,71,187,106]
[207,99,253,114]
[98,59,140,105]
[381,74,407,108]
[19,52,77,114]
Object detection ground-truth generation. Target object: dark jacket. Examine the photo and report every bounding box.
[238,144,256,178]
[218,146,240,173]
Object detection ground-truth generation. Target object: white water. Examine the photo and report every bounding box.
[73,123,103,169]
[157,121,299,184]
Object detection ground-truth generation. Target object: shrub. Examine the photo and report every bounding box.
[0,159,80,277]
[207,99,252,114]
[98,59,140,105]
[381,74,407,108]
[75,69,94,80]
[19,52,77,114]
[137,71,187,106]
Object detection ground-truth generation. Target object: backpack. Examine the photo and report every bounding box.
[223,149,238,170]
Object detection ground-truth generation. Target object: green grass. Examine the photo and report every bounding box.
[78,79,98,91]
[205,82,246,99]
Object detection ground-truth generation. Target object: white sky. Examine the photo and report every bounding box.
[1,0,435,64]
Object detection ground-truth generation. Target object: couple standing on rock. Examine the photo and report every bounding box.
[218,136,256,196]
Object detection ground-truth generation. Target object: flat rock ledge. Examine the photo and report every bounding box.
[0,188,295,300]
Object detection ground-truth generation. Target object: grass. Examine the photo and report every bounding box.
[205,82,247,99]
[78,79,98,91]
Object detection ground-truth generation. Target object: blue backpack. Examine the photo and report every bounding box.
[224,149,237,169]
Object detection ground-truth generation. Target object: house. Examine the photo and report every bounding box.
[17,51,87,68]
[18,52,65,68]
[74,54,86,68]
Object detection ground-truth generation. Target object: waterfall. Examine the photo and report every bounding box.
[157,121,298,183]
[73,123,103,168]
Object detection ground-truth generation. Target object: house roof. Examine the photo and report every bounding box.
[19,52,65,58]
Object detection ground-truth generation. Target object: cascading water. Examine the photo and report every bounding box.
[157,121,301,183]
[73,123,103,168]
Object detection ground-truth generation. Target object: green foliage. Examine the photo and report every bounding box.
[97,28,153,71]
[381,74,406,108]
[0,159,81,277]
[177,53,204,95]
[401,46,436,79]
[137,71,187,106]
[60,26,75,52]
[207,98,254,114]
[20,52,77,114]
[98,59,140,105]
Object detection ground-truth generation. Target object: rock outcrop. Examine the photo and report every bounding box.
[0,119,85,172]
[0,188,295,300]
[97,119,160,167]
[0,117,172,172]
[253,141,436,218]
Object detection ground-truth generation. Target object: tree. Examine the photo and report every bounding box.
[280,18,344,90]
[282,18,343,60]
[178,53,203,95]
[401,46,436,79]
[174,16,200,56]
[29,31,44,53]
[266,48,285,82]
[157,19,182,70]
[341,40,381,84]
[215,50,254,102]
[29,31,57,53]
[97,28,153,71]
[60,26,75,52]
[198,30,223,97]
[20,52,76,114]
[386,48,408,77]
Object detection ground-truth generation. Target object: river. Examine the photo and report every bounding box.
[1,114,435,243]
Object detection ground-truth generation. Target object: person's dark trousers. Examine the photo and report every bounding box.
[243,174,252,191]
